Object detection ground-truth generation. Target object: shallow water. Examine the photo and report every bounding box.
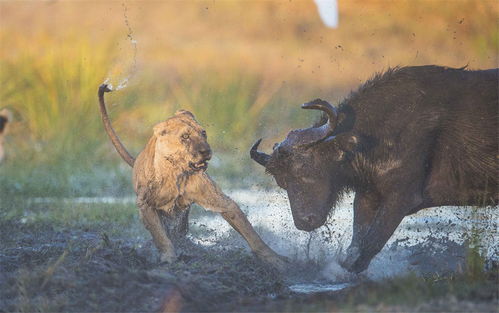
[289,282,351,294]
[27,189,498,291]
[197,189,498,280]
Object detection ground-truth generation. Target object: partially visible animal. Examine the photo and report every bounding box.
[250,65,498,273]
[0,108,12,163]
[98,84,285,269]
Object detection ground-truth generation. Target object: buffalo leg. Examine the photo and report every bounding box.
[343,191,419,273]
[350,191,379,246]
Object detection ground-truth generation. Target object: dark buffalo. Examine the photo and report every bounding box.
[251,65,498,273]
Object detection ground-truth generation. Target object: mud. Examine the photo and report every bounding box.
[1,194,497,312]
[0,220,285,312]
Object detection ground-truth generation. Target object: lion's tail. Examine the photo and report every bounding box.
[98,84,135,167]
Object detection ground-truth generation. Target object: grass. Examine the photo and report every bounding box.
[0,40,289,196]
[0,39,114,161]
[0,1,497,197]
[0,35,317,197]
[0,199,137,238]
[336,270,498,311]
[271,263,497,312]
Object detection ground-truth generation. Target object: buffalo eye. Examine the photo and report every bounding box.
[181,133,190,140]
[277,145,290,157]
[276,177,288,189]
[301,176,316,184]
[201,130,207,138]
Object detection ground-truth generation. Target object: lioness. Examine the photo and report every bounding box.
[98,84,285,269]
[0,108,11,163]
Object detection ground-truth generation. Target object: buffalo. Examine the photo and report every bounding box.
[250,65,498,273]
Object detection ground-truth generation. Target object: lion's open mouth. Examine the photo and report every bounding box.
[189,160,209,171]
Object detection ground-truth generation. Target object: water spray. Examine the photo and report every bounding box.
[102,1,138,91]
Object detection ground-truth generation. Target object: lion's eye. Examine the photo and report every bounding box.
[160,130,167,136]
[181,133,190,140]
[201,130,207,138]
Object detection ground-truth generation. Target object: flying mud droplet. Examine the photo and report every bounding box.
[103,2,138,92]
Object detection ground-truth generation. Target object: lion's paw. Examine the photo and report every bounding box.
[257,250,290,272]
[159,251,177,264]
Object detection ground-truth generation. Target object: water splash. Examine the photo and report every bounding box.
[101,2,138,92]
[27,189,498,294]
[116,78,129,91]
[321,258,356,282]
[189,189,498,288]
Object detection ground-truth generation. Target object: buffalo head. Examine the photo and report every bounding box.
[251,99,357,231]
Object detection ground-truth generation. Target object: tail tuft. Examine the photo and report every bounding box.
[99,84,113,94]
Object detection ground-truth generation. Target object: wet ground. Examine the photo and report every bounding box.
[0,219,293,312]
[1,191,497,312]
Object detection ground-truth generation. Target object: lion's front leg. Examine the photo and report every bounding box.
[187,174,288,270]
[220,205,288,270]
[137,194,176,263]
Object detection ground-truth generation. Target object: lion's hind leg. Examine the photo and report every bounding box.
[158,206,190,242]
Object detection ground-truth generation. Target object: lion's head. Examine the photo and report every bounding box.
[152,110,212,172]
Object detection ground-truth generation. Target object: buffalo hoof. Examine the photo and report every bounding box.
[341,246,370,273]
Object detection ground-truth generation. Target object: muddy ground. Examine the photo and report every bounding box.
[0,219,287,312]
[1,217,497,313]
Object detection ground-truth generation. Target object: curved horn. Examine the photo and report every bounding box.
[301,98,338,133]
[283,98,339,147]
[250,138,271,166]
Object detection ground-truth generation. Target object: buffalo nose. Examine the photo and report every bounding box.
[294,213,319,231]
[304,214,317,225]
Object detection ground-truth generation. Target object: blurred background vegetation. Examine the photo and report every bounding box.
[0,0,497,197]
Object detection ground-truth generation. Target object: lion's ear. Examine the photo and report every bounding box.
[0,108,11,121]
[175,109,195,119]
[152,123,166,136]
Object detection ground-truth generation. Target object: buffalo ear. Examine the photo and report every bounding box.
[337,134,358,153]
[328,134,358,161]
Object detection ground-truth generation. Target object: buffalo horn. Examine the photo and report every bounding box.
[250,138,270,166]
[301,98,339,134]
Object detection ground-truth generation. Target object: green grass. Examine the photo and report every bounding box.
[1,198,137,233]
[0,0,497,199]
[273,269,497,312]
[0,40,114,162]
[0,36,319,198]
[0,162,132,197]
[334,270,498,312]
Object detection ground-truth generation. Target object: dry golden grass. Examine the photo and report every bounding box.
[1,1,497,87]
[0,0,497,195]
